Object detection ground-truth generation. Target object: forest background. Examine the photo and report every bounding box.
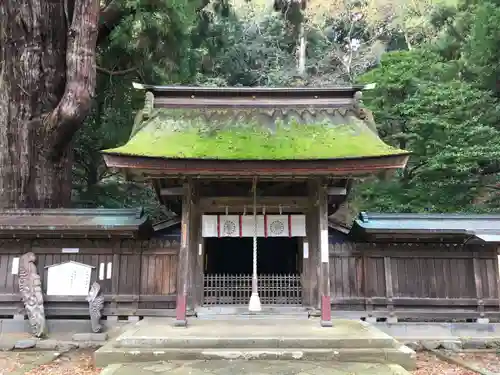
[2,0,500,222]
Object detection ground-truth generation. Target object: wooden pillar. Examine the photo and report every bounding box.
[473,252,486,322]
[384,256,395,322]
[188,184,200,310]
[174,180,193,327]
[317,180,332,327]
[307,181,319,310]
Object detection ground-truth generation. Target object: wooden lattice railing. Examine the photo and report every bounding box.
[203,274,302,305]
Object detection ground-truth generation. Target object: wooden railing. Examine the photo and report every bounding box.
[203,274,302,305]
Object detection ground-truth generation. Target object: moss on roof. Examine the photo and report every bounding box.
[103,108,406,160]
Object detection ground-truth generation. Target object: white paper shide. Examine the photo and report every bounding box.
[303,241,309,259]
[11,257,19,275]
[320,229,329,263]
[46,261,93,296]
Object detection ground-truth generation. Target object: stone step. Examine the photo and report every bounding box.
[99,360,411,375]
[196,313,310,320]
[114,335,399,349]
[94,345,417,370]
[113,318,400,350]
[195,306,310,316]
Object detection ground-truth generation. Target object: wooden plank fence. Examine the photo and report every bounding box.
[0,237,498,321]
[0,238,179,319]
[329,241,500,321]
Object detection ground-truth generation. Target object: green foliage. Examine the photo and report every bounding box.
[356,41,500,212]
[104,0,202,83]
[71,0,500,220]
[459,1,500,92]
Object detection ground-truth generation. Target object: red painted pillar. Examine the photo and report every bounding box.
[175,294,187,322]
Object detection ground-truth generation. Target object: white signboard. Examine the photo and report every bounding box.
[46,261,93,296]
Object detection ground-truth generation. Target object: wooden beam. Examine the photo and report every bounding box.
[199,197,309,213]
[200,206,306,214]
[200,196,308,206]
[160,187,184,196]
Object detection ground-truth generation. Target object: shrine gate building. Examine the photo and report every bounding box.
[102,84,409,326]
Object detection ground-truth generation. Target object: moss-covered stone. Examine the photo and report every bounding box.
[103,108,406,160]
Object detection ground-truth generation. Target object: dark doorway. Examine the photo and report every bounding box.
[204,237,300,275]
[203,237,302,305]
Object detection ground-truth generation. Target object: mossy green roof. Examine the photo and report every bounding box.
[103,108,406,160]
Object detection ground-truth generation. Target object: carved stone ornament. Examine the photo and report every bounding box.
[86,282,104,333]
[18,252,47,338]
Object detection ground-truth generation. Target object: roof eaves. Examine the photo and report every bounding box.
[0,208,152,239]
[358,211,500,222]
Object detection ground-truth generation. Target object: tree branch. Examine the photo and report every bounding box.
[97,0,128,46]
[96,66,137,76]
[45,0,100,161]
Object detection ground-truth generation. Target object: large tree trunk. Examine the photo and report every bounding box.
[0,0,99,208]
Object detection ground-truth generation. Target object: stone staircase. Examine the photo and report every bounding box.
[195,305,311,320]
[95,317,416,375]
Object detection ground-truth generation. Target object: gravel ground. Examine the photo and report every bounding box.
[456,352,500,374]
[0,352,47,374]
[0,350,101,375]
[0,350,498,374]
[413,352,500,375]
[23,350,102,375]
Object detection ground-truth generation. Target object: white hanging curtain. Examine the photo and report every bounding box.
[202,214,306,238]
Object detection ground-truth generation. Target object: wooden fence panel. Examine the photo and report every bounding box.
[477,257,499,299]
[0,239,180,318]
[329,243,364,299]
[140,251,177,296]
[390,256,475,299]
[328,241,500,321]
